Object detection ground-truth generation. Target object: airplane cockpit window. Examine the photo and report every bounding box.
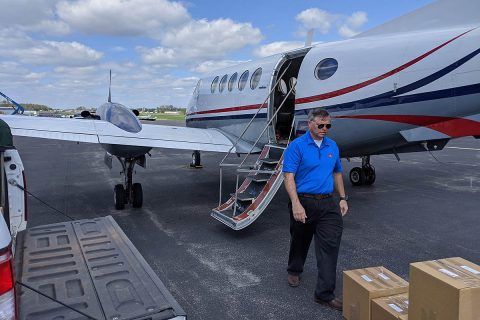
[211,76,219,93]
[228,72,238,92]
[278,79,288,95]
[105,103,142,133]
[250,67,262,90]
[289,77,297,94]
[219,74,228,93]
[315,58,338,80]
[238,70,249,91]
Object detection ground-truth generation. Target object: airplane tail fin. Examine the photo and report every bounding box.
[356,0,480,38]
[108,70,112,103]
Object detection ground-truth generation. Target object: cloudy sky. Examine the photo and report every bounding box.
[0,0,433,109]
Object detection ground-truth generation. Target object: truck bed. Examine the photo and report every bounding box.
[15,216,186,320]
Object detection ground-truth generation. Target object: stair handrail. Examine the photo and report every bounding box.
[238,81,297,168]
[219,60,292,166]
[218,61,292,206]
[231,81,297,216]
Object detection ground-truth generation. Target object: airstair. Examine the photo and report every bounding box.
[211,64,296,230]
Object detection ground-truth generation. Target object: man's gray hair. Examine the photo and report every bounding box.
[308,108,330,121]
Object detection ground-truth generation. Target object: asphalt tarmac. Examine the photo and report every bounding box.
[13,121,480,320]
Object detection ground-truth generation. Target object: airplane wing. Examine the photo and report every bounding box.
[0,115,236,153]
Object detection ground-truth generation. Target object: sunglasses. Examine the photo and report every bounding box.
[311,122,332,129]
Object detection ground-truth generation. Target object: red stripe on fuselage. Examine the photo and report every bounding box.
[335,115,480,137]
[295,28,476,105]
[187,103,265,116]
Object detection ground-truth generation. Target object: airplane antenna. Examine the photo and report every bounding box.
[108,70,112,103]
[305,29,314,47]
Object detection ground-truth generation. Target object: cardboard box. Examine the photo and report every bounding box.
[409,257,480,320]
[343,266,409,320]
[371,293,409,320]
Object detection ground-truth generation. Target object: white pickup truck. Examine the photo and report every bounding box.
[0,119,186,320]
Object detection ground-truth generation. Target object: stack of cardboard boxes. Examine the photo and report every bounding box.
[343,257,480,320]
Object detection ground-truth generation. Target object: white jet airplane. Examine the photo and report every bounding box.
[1,0,479,229]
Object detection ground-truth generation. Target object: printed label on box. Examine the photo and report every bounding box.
[388,303,404,313]
[378,273,390,280]
[361,275,373,282]
[439,268,459,278]
[461,265,480,275]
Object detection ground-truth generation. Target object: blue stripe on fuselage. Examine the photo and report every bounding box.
[295,83,480,116]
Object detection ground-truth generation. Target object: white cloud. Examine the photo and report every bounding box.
[296,8,337,34]
[254,41,304,57]
[192,60,248,74]
[139,18,262,66]
[339,11,368,37]
[12,41,102,67]
[347,11,368,28]
[296,8,367,39]
[0,30,102,67]
[57,0,190,36]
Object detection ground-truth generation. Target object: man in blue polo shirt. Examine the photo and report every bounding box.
[283,108,348,312]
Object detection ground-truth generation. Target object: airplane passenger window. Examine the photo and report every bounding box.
[250,67,262,90]
[238,70,249,91]
[228,72,238,92]
[315,58,338,80]
[219,74,228,93]
[211,76,219,93]
[278,79,287,95]
[289,77,297,94]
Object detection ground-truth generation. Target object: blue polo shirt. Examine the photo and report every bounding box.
[283,132,342,194]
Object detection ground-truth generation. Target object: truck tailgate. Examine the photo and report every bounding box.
[15,216,186,320]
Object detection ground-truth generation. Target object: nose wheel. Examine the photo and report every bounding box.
[349,156,376,186]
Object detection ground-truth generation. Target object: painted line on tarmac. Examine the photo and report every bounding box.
[446,146,480,151]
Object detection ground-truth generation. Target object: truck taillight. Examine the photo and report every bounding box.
[0,247,16,320]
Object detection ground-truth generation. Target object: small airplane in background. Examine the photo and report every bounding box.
[1,0,479,230]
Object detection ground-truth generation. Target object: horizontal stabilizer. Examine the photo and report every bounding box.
[0,115,236,153]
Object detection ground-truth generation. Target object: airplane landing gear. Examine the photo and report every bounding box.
[349,156,376,186]
[114,157,143,209]
[190,150,202,168]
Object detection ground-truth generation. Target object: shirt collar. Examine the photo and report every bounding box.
[305,131,330,147]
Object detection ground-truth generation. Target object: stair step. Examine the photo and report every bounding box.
[250,173,273,182]
[235,193,256,202]
[260,157,279,164]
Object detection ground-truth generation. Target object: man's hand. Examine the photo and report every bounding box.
[339,200,348,216]
[292,202,307,223]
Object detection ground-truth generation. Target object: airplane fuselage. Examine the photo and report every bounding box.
[186,26,480,157]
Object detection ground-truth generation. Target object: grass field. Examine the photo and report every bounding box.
[140,113,186,121]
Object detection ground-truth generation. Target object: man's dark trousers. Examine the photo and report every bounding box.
[287,196,343,302]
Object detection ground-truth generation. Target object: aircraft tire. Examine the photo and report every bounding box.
[191,150,201,167]
[132,183,143,208]
[114,184,126,210]
[349,167,365,186]
[364,167,376,185]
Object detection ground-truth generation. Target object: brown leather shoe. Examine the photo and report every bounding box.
[287,274,300,287]
[314,296,343,311]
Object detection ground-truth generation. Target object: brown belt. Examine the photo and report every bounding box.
[298,193,332,200]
